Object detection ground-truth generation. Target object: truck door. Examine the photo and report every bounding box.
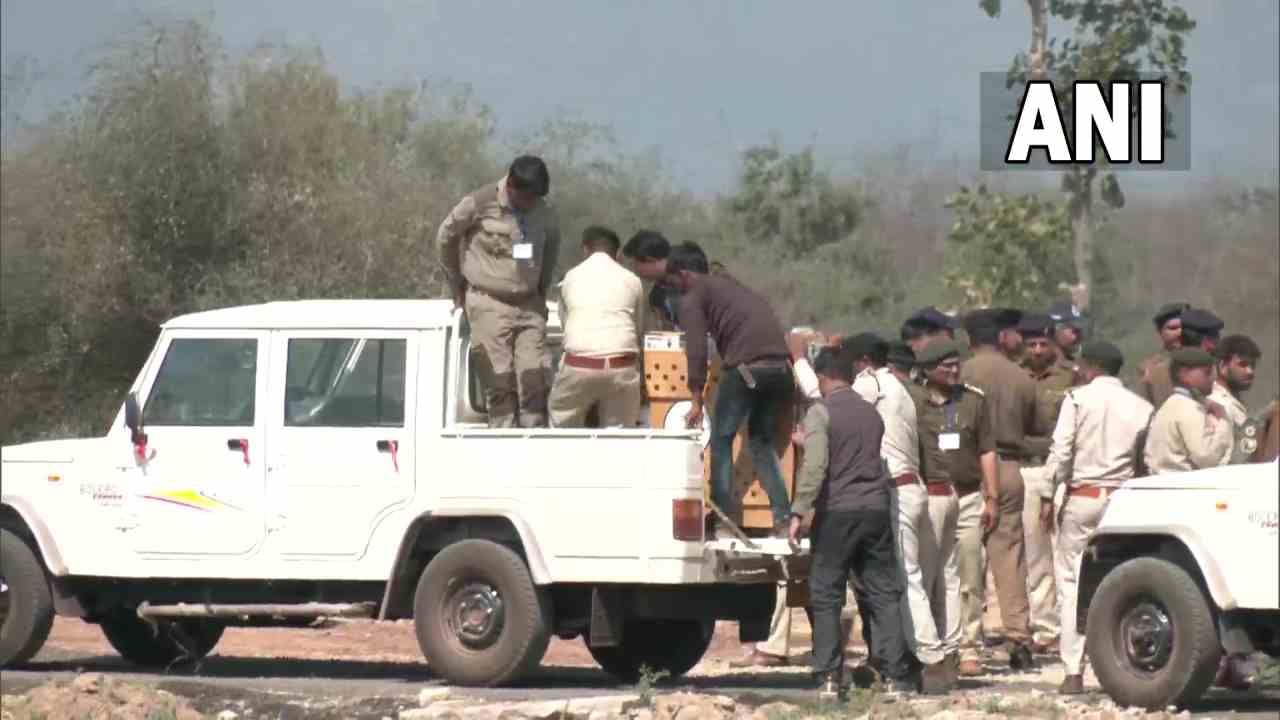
[127,331,269,556]
[269,331,417,558]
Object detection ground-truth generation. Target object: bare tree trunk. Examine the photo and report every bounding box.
[1070,168,1095,311]
[1027,0,1048,79]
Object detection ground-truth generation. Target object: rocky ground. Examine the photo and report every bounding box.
[3,617,1276,720]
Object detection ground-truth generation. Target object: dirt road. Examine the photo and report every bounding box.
[4,618,1277,719]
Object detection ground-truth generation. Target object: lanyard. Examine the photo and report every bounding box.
[944,400,959,432]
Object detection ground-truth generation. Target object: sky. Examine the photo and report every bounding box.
[3,1,1277,197]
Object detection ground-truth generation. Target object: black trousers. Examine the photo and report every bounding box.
[808,508,912,680]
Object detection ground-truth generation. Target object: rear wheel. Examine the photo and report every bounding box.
[1086,557,1221,710]
[0,528,55,667]
[413,540,552,687]
[587,619,715,683]
[100,611,225,667]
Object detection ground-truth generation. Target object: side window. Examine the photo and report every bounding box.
[285,338,406,427]
[145,339,258,426]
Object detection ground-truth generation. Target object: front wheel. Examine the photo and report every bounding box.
[1086,557,1221,710]
[100,611,225,668]
[587,619,715,683]
[0,528,55,667]
[413,540,553,687]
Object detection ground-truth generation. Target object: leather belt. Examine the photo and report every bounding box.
[563,353,637,370]
[1068,485,1119,499]
[893,473,922,488]
[926,482,954,497]
[468,286,537,306]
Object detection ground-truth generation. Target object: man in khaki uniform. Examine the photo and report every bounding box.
[913,338,998,680]
[1047,301,1085,363]
[1136,302,1189,409]
[1039,342,1153,695]
[959,308,1036,670]
[1209,335,1264,464]
[1144,348,1233,475]
[436,156,562,428]
[548,226,644,428]
[1017,313,1076,654]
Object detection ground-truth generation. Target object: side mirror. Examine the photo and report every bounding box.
[124,392,145,445]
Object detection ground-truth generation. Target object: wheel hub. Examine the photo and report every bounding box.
[1120,600,1174,673]
[446,581,504,650]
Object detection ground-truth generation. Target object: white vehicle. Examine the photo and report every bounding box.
[1079,459,1280,710]
[0,300,806,686]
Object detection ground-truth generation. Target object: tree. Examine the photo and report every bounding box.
[981,0,1196,310]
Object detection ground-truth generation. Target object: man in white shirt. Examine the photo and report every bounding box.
[845,333,951,694]
[1040,341,1154,695]
[548,226,645,428]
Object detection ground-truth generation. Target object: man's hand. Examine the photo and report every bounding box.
[790,426,806,447]
[452,288,466,310]
[787,332,815,362]
[1205,400,1226,420]
[685,399,704,429]
[981,497,998,534]
[788,514,805,547]
[1039,497,1055,532]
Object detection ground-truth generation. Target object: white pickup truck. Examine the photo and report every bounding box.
[0,299,806,686]
[1078,459,1279,710]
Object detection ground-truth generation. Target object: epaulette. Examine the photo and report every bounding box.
[963,383,985,397]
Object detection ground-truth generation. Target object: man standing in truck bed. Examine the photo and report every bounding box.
[435,156,562,428]
[663,244,794,538]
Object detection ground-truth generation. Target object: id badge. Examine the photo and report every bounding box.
[940,432,960,451]
[512,242,534,260]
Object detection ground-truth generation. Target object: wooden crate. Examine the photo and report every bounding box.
[644,333,798,531]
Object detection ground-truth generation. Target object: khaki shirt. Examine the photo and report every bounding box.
[915,383,995,493]
[1144,388,1234,475]
[435,179,561,300]
[1025,361,1076,461]
[852,367,921,478]
[558,252,645,358]
[1042,376,1154,497]
[1136,351,1174,409]
[961,348,1037,459]
[1209,382,1266,463]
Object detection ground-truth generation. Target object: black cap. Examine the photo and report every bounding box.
[1080,341,1124,374]
[1153,302,1190,329]
[842,332,889,360]
[964,307,1023,335]
[917,338,965,366]
[886,341,915,368]
[1171,347,1215,367]
[1180,308,1224,337]
[1047,301,1086,330]
[903,306,959,331]
[1018,313,1054,339]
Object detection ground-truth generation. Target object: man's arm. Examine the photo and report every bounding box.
[436,195,477,304]
[538,214,561,298]
[1041,391,1077,500]
[681,287,709,397]
[976,395,999,532]
[1179,402,1234,469]
[790,404,830,517]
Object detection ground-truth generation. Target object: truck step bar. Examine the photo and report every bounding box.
[136,601,378,619]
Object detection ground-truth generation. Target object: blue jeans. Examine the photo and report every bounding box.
[709,363,793,526]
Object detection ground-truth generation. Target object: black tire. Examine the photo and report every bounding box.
[413,540,552,687]
[0,528,55,667]
[586,619,715,683]
[100,611,225,668]
[1086,556,1221,710]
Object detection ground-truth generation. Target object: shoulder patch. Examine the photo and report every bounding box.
[963,383,985,397]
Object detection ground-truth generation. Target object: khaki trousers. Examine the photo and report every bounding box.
[1021,465,1060,644]
[891,483,946,665]
[986,459,1032,644]
[926,488,962,657]
[1055,492,1108,674]
[548,364,641,428]
[955,489,986,661]
[466,290,548,428]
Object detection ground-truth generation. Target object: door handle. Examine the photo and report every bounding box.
[376,440,400,473]
[227,438,250,465]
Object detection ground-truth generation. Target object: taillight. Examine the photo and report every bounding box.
[672,499,704,541]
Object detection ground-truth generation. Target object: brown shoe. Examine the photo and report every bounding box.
[1059,674,1084,695]
[1214,655,1253,691]
[958,658,984,677]
[731,650,788,668]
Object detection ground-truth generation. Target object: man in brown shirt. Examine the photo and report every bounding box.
[436,155,562,428]
[959,308,1037,670]
[664,245,794,536]
[1135,302,1189,409]
[914,338,999,680]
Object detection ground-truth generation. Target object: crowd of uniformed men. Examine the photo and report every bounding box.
[436,157,1279,700]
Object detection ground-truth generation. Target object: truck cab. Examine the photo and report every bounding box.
[0,299,806,686]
